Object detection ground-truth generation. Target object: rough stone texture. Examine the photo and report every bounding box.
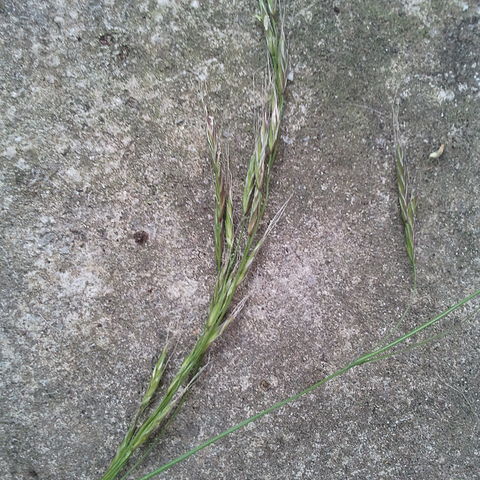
[1,1,479,479]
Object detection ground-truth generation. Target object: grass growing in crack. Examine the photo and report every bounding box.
[99,2,287,479]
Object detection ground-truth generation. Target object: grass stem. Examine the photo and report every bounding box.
[135,289,480,480]
[99,3,288,479]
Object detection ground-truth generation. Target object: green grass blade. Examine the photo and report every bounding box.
[135,289,479,480]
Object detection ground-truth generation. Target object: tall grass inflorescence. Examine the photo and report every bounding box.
[99,2,287,479]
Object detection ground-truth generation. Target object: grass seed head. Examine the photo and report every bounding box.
[393,113,417,284]
[100,3,289,479]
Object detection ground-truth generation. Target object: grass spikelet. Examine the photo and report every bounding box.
[242,153,256,215]
[393,103,417,286]
[99,3,288,479]
[224,172,234,253]
[140,345,168,412]
[245,0,287,235]
[207,113,226,271]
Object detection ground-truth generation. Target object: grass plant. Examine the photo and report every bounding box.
[99,2,287,479]
[130,50,480,480]
[135,290,479,480]
[99,3,478,479]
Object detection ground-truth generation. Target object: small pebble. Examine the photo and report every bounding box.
[133,231,149,245]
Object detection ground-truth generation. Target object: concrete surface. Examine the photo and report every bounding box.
[1,0,479,479]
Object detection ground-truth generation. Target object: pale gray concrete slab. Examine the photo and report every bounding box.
[1,1,479,479]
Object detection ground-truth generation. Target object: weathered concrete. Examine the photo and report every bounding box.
[1,1,479,479]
